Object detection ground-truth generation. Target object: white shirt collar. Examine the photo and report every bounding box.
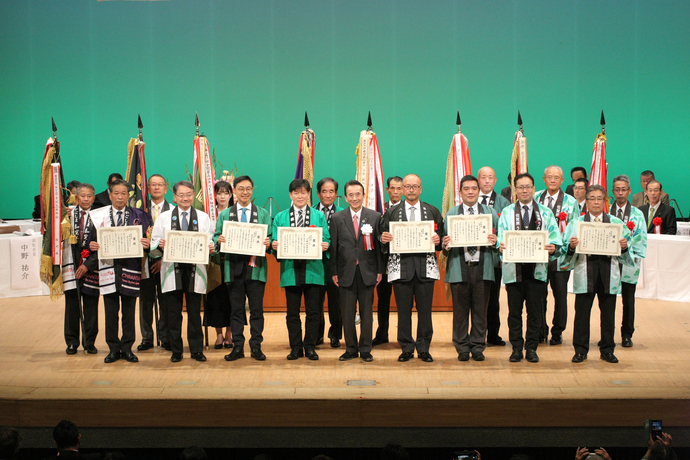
[294,205,308,213]
[463,202,479,214]
[589,212,604,221]
[350,207,362,220]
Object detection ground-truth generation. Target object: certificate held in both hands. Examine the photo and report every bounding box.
[276,227,322,260]
[503,230,549,263]
[576,222,623,256]
[220,221,268,257]
[162,230,210,265]
[447,214,493,248]
[389,221,435,254]
[96,225,143,260]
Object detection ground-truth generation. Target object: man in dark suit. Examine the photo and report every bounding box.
[92,173,122,209]
[639,180,677,235]
[565,166,587,197]
[380,174,444,363]
[137,174,171,351]
[632,170,670,207]
[43,420,100,460]
[573,178,588,214]
[373,175,403,346]
[330,180,383,362]
[500,173,513,203]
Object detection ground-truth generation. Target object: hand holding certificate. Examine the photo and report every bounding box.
[96,225,143,260]
[502,230,549,263]
[575,222,623,256]
[276,227,322,260]
[220,221,268,257]
[446,214,493,248]
[389,221,435,254]
[162,230,210,264]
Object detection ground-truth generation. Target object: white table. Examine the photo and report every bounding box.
[0,219,41,233]
[636,234,690,302]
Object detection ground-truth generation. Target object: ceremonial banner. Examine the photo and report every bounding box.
[220,221,268,257]
[589,132,609,209]
[446,214,493,248]
[11,236,41,289]
[96,226,144,260]
[576,222,622,256]
[355,130,385,214]
[389,221,435,254]
[441,132,472,217]
[295,127,315,205]
[125,138,148,211]
[162,230,210,265]
[276,227,322,260]
[510,131,528,202]
[503,230,548,263]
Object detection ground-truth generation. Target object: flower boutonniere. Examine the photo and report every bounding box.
[361,224,374,250]
[558,211,567,232]
[626,221,635,233]
[652,217,662,234]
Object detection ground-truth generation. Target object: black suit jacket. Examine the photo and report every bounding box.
[639,202,677,235]
[330,207,382,287]
[565,184,575,197]
[92,189,111,209]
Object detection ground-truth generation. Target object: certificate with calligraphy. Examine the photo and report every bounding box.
[220,221,268,257]
[389,221,435,254]
[447,214,493,248]
[576,222,622,256]
[503,230,548,263]
[96,225,143,260]
[276,227,323,260]
[162,230,210,265]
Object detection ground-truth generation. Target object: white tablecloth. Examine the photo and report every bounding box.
[636,234,690,302]
[0,219,41,233]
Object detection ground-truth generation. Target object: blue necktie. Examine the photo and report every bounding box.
[241,208,248,223]
[116,211,123,227]
[181,211,188,231]
[522,205,530,229]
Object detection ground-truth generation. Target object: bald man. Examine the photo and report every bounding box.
[477,167,511,346]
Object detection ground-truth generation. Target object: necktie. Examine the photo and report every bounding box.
[79,211,85,236]
[644,194,649,205]
[241,207,248,223]
[547,196,554,210]
[409,206,416,221]
[152,204,160,223]
[522,205,530,229]
[594,216,600,223]
[353,214,359,237]
[181,211,188,231]
[617,208,623,220]
[117,211,123,227]
[296,209,304,227]
[481,195,489,205]
[468,207,477,256]
[649,206,655,221]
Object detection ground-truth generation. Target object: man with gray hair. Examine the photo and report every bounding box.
[632,170,670,207]
[610,175,647,347]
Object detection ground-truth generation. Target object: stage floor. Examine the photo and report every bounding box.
[1,291,689,432]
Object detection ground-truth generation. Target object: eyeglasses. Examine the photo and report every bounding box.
[587,196,605,202]
[516,185,533,190]
[403,185,421,190]
[544,175,562,180]
[235,187,253,193]
[149,182,166,188]
[175,193,194,199]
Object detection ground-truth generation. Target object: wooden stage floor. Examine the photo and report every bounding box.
[1,291,689,433]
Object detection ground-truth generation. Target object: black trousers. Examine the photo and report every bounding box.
[285,284,321,351]
[228,279,265,349]
[393,277,435,354]
[64,289,99,348]
[165,290,203,355]
[318,282,342,340]
[450,265,491,354]
[573,281,617,355]
[103,292,137,354]
[621,282,636,339]
[375,275,393,340]
[486,267,502,339]
[139,275,169,344]
[206,284,232,328]
[340,266,375,354]
[506,279,545,352]
[543,269,571,338]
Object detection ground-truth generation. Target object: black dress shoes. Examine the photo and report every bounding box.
[472,351,485,361]
[622,337,633,348]
[251,348,266,361]
[191,352,207,362]
[600,352,619,363]
[287,348,303,360]
[572,352,587,363]
[509,349,523,362]
[224,347,244,361]
[122,351,139,363]
[330,338,341,348]
[372,336,389,347]
[171,353,182,362]
[305,349,319,361]
[137,342,153,351]
[486,336,506,346]
[458,352,470,362]
[549,336,563,345]
[398,351,414,362]
[339,351,359,361]
[418,352,434,363]
[162,342,172,351]
[85,345,98,354]
[525,349,539,363]
[66,345,78,355]
[104,351,120,363]
[360,352,373,362]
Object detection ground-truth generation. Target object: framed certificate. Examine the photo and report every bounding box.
[447,214,493,248]
[576,222,623,256]
[96,225,143,260]
[162,230,210,265]
[276,227,323,260]
[389,221,435,254]
[220,221,268,257]
[503,230,549,263]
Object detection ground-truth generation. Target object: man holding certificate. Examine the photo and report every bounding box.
[214,175,272,361]
[89,179,152,364]
[330,180,382,362]
[150,180,215,363]
[497,173,561,364]
[271,179,330,361]
[443,175,499,362]
[562,185,634,364]
[380,174,444,363]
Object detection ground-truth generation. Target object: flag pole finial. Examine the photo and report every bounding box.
[367,111,372,130]
[138,114,143,141]
[456,111,461,133]
[51,117,57,138]
[517,110,523,133]
[195,112,200,136]
[304,111,310,128]
[600,110,606,134]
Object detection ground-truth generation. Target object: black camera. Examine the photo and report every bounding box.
[454,451,478,460]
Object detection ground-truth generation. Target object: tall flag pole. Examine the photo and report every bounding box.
[125,114,148,211]
[294,111,315,206]
[39,118,71,299]
[589,110,609,209]
[510,110,528,202]
[355,112,385,214]
[192,112,217,226]
[441,111,472,217]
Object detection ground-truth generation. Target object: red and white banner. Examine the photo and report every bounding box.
[355,131,385,214]
[50,163,62,265]
[441,132,472,216]
[589,133,609,209]
[193,135,217,227]
[510,131,528,202]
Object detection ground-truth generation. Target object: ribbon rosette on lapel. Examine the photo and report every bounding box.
[626,221,635,235]
[652,217,662,234]
[558,211,567,233]
[361,223,374,251]
[80,249,90,265]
